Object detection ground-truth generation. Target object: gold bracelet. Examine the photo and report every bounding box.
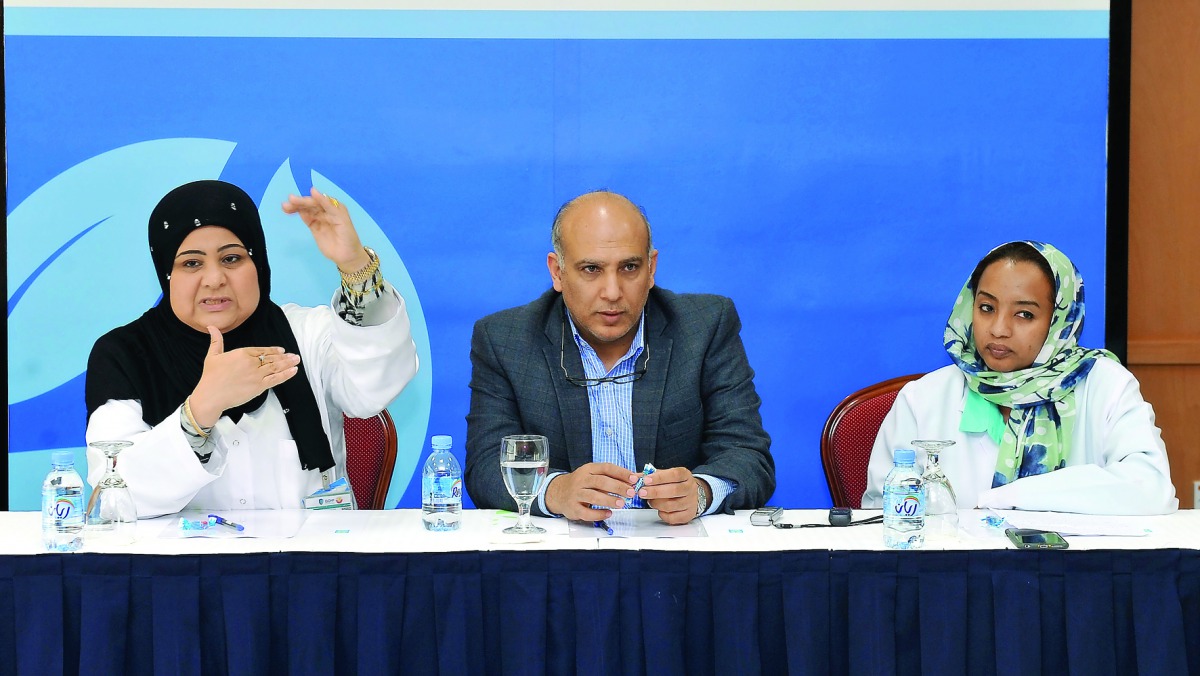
[342,277,386,300]
[183,397,210,438]
[339,247,379,286]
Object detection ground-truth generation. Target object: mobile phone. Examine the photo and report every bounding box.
[1005,528,1069,550]
[751,506,784,526]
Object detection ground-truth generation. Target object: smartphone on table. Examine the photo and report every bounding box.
[1005,528,1069,550]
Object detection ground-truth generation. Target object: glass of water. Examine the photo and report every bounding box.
[500,434,549,535]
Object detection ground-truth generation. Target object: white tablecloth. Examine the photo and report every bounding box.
[4,507,1197,556]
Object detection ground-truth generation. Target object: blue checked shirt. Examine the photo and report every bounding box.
[537,313,734,515]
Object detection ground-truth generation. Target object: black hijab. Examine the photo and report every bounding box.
[85,180,335,472]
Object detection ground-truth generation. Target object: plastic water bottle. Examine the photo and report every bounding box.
[421,435,462,531]
[42,450,85,552]
[882,448,925,550]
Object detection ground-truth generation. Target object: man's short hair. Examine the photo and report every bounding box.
[551,190,654,269]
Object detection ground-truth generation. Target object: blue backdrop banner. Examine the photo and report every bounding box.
[6,5,1111,510]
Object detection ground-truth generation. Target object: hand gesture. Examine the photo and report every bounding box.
[281,187,371,273]
[545,462,633,521]
[634,466,708,525]
[187,326,301,427]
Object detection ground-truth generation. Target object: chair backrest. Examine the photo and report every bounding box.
[343,410,399,510]
[821,374,923,508]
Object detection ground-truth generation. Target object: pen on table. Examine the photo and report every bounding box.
[594,520,614,536]
[208,514,245,532]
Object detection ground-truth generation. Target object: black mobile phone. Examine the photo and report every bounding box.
[1005,528,1070,550]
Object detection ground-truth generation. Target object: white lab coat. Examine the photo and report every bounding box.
[85,285,419,517]
[861,360,1177,515]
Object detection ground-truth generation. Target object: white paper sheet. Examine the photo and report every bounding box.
[989,509,1150,537]
[568,508,708,538]
[154,509,309,539]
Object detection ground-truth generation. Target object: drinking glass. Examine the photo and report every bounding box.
[500,435,549,535]
[912,439,959,538]
[85,440,137,544]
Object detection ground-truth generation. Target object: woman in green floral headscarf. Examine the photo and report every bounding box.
[862,241,1177,515]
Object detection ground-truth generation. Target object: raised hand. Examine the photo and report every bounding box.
[187,326,301,427]
[281,187,371,273]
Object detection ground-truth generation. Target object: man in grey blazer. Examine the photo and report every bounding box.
[465,190,774,524]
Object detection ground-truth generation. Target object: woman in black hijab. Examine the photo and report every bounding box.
[85,180,419,517]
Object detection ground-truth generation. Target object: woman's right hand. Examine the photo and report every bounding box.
[187,326,301,427]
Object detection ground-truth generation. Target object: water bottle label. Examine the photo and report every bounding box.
[424,476,462,504]
[884,490,924,518]
[45,494,82,521]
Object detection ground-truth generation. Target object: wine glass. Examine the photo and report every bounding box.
[85,440,137,544]
[500,435,549,535]
[912,439,958,539]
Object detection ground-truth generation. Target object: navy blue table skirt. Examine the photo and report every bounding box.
[2,549,1198,675]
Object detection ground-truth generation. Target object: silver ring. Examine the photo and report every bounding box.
[257,354,266,367]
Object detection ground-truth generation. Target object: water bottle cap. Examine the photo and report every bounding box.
[51,450,75,466]
[431,434,452,449]
[893,448,916,464]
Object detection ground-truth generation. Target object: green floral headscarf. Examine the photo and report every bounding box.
[943,241,1117,488]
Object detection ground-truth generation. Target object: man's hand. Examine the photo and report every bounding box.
[635,466,711,525]
[545,462,633,521]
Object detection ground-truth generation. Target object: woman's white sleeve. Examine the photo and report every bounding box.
[85,399,229,518]
[286,282,419,419]
[861,387,919,508]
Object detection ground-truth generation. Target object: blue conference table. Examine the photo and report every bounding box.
[2,509,1198,676]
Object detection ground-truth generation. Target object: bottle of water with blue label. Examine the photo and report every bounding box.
[42,450,85,552]
[422,435,462,531]
[882,448,925,550]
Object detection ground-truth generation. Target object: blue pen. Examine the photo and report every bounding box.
[594,520,614,536]
[627,463,657,505]
[208,514,245,532]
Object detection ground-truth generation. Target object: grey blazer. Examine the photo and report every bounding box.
[465,287,774,515]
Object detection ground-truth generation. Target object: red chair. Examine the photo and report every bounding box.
[821,374,923,508]
[343,410,399,510]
